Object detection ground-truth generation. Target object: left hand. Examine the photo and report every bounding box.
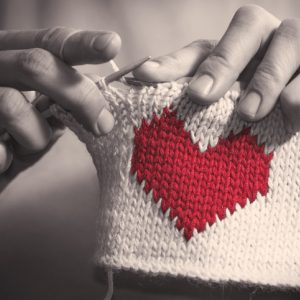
[0,27,121,190]
[133,5,300,131]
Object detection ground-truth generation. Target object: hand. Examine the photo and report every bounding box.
[0,27,121,174]
[134,5,300,131]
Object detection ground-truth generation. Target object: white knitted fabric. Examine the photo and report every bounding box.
[52,80,300,288]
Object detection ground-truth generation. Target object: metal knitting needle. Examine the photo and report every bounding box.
[104,56,151,85]
[0,56,151,143]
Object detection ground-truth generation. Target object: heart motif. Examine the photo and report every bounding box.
[131,108,273,240]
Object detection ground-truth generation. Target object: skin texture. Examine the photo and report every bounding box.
[0,4,299,300]
[0,27,121,174]
[134,4,300,133]
[1,5,299,179]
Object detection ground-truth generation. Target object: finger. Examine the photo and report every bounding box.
[0,48,114,135]
[47,116,66,140]
[0,142,13,174]
[32,95,65,140]
[15,116,66,156]
[0,27,121,65]
[32,94,53,114]
[133,40,217,82]
[187,5,280,104]
[0,87,52,153]
[238,18,300,121]
[280,74,300,132]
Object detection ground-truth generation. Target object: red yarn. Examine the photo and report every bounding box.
[131,108,273,241]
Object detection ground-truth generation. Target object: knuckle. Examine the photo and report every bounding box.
[188,40,217,52]
[17,48,54,78]
[278,18,300,40]
[202,50,235,74]
[210,51,232,69]
[35,26,69,49]
[160,54,181,67]
[0,89,28,123]
[252,63,283,90]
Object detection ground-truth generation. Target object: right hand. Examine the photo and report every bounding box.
[0,27,121,175]
[134,5,300,132]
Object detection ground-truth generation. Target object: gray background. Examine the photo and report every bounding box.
[0,0,300,299]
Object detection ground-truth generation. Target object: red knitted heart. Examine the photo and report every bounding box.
[131,108,273,240]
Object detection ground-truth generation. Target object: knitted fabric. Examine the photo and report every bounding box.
[51,80,300,288]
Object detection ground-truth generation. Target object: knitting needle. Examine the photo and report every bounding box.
[104,56,151,85]
[0,56,151,143]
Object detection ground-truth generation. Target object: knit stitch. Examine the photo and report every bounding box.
[51,80,300,288]
[131,108,273,241]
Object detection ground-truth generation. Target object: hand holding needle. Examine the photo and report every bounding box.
[0,56,151,144]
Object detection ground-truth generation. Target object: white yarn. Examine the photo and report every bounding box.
[51,80,300,289]
[104,269,114,300]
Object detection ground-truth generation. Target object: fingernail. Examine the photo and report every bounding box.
[189,74,214,97]
[93,33,115,52]
[0,143,13,173]
[238,92,261,118]
[96,108,115,135]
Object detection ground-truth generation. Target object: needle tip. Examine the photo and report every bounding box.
[104,56,152,84]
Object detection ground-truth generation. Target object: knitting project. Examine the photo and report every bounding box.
[52,80,300,288]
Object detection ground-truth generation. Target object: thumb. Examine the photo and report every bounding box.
[133,40,217,82]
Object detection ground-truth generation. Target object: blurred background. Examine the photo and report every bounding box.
[0,0,300,299]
